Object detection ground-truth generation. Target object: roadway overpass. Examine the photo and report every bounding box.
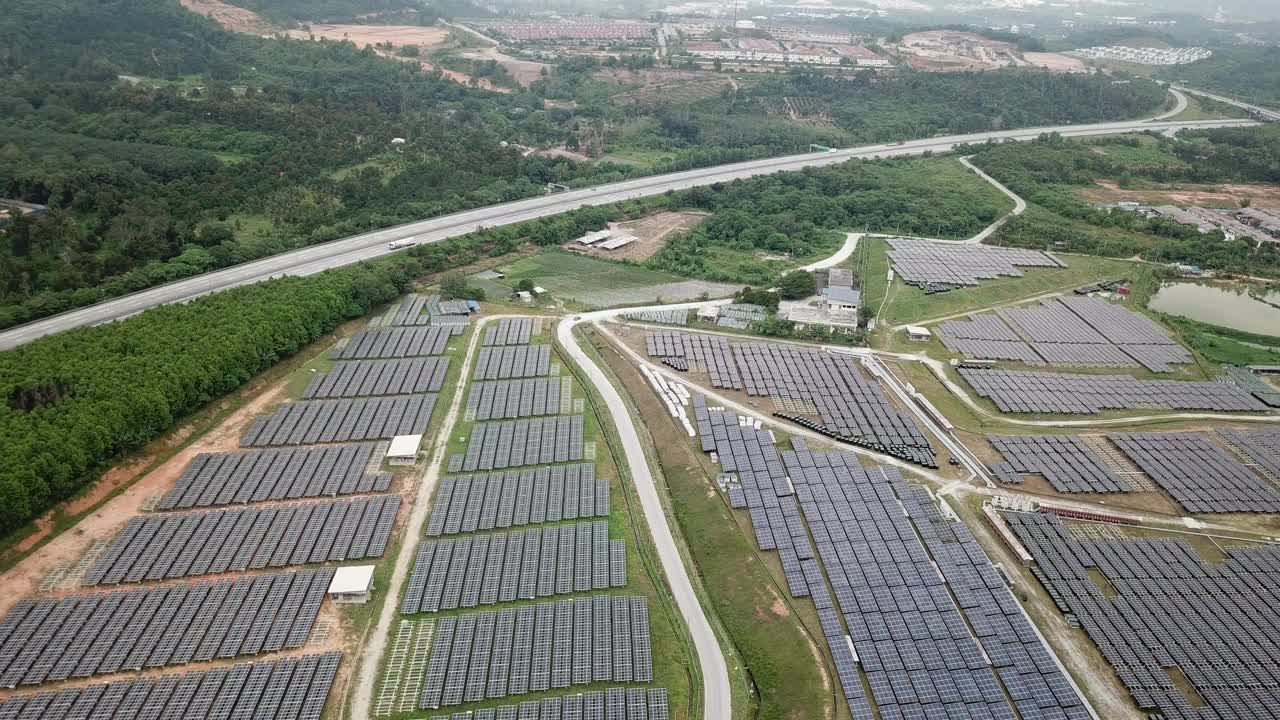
[0,117,1257,351]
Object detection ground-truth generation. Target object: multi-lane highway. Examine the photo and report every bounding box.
[0,117,1257,351]
[1176,86,1280,122]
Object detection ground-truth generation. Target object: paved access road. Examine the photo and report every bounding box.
[558,307,733,720]
[0,118,1256,351]
[1176,86,1280,122]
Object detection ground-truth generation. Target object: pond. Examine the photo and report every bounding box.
[1149,283,1280,336]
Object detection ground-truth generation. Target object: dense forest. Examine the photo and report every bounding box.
[964,130,1280,277]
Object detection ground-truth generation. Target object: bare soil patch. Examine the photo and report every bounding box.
[1077,180,1280,209]
[1022,52,1087,73]
[286,24,449,49]
[457,47,551,86]
[603,69,735,105]
[568,210,708,262]
[179,0,275,35]
[0,383,288,616]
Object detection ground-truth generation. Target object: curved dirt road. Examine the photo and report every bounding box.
[558,309,732,720]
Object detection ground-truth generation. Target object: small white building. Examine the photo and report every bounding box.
[516,290,534,303]
[386,434,423,466]
[905,326,931,342]
[697,306,720,321]
[328,565,376,604]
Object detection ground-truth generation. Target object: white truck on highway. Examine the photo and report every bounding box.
[387,239,416,249]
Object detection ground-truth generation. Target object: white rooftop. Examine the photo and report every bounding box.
[387,434,423,458]
[905,325,931,336]
[328,565,376,594]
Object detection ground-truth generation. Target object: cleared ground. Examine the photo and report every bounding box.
[1076,180,1280,209]
[569,211,709,263]
[179,0,274,34]
[286,24,450,49]
[480,251,737,308]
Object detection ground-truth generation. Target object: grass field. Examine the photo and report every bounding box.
[859,238,1138,330]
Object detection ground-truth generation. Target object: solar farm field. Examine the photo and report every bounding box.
[858,238,1138,329]
[375,317,693,719]
[476,251,737,308]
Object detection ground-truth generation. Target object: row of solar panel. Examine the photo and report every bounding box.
[474,345,553,381]
[335,325,454,359]
[85,496,399,585]
[427,465,608,536]
[303,357,449,399]
[484,318,535,346]
[425,687,668,720]
[1006,512,1280,720]
[885,239,1062,290]
[0,569,331,688]
[987,435,1133,494]
[0,652,342,720]
[420,596,653,708]
[242,394,437,447]
[782,441,1089,720]
[467,377,570,421]
[1109,432,1280,513]
[159,443,386,510]
[392,294,471,327]
[450,415,585,473]
[621,309,687,326]
[650,333,936,466]
[402,522,625,614]
[959,367,1268,414]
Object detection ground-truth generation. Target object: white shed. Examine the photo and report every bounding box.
[386,434,423,466]
[328,565,376,604]
[905,326,932,342]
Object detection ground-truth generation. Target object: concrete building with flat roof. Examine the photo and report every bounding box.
[328,565,376,603]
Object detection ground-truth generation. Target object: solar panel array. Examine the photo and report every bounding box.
[467,377,570,420]
[0,569,332,686]
[0,651,343,719]
[84,496,400,584]
[474,345,553,380]
[400,522,625,614]
[484,318,535,346]
[417,596,652,708]
[333,326,452,359]
[1109,432,1280,513]
[392,294,472,329]
[241,395,437,446]
[1217,427,1280,479]
[716,303,768,330]
[159,444,388,510]
[1006,512,1280,720]
[959,367,1269,414]
[940,298,1192,371]
[423,687,668,720]
[302,357,449,398]
[1219,366,1280,408]
[622,309,688,326]
[781,441,1089,720]
[886,239,1064,292]
[650,333,935,466]
[987,435,1133,493]
[426,465,608,537]
[450,416,585,473]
